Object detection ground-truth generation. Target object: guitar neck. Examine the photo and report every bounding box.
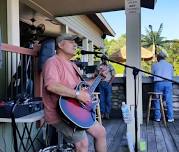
[88,75,103,95]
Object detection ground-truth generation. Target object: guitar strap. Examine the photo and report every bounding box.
[71,62,84,81]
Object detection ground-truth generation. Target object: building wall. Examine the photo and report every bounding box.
[57,15,104,47]
[0,0,7,41]
[19,3,104,48]
[0,0,8,98]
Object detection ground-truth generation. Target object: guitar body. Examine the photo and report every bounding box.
[59,75,103,129]
[59,97,96,129]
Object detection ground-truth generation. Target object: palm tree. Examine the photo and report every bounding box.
[141,24,179,73]
[141,23,178,55]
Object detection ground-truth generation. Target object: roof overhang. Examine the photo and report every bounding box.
[20,0,156,18]
[87,14,116,37]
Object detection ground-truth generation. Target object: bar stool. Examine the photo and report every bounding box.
[147,92,167,126]
[93,92,102,124]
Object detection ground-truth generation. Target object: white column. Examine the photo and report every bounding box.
[82,38,88,63]
[7,0,20,45]
[7,0,20,82]
[88,41,94,65]
[125,0,142,148]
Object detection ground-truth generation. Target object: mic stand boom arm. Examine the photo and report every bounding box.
[95,54,179,152]
[96,54,179,84]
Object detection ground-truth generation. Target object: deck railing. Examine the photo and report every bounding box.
[0,43,41,100]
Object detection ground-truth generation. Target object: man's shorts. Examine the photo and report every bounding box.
[52,120,87,143]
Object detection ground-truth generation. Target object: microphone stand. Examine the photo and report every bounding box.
[95,54,179,152]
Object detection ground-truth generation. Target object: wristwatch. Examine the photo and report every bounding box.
[75,90,80,98]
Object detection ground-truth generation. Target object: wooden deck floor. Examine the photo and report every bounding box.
[88,119,128,152]
[88,118,179,152]
[141,119,179,152]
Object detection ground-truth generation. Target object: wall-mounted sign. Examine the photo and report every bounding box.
[125,0,141,14]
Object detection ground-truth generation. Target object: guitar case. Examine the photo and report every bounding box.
[38,38,55,72]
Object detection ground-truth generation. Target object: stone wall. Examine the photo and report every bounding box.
[111,77,126,118]
[110,76,179,119]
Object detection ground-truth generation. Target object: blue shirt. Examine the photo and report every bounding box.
[151,60,173,82]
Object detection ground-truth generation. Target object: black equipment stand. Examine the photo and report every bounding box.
[95,54,179,152]
[10,100,44,152]
[11,103,18,152]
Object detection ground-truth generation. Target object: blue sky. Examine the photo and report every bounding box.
[103,0,179,40]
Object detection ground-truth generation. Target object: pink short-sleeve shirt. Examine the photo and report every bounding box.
[42,55,80,124]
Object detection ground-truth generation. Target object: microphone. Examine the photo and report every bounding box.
[80,50,103,55]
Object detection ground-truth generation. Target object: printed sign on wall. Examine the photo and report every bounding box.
[125,0,141,14]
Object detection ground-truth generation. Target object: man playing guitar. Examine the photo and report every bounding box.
[42,33,107,152]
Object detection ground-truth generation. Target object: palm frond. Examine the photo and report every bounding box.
[157,23,163,38]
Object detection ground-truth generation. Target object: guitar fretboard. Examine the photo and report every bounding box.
[88,75,103,95]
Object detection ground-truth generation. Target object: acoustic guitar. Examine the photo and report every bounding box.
[59,75,103,129]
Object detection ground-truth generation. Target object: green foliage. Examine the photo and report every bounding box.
[104,35,126,74]
[104,34,126,56]
[141,23,167,53]
[72,48,81,60]
[110,62,125,75]
[104,25,179,76]
[166,41,179,75]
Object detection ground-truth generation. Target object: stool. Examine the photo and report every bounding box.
[93,92,102,124]
[147,92,167,126]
